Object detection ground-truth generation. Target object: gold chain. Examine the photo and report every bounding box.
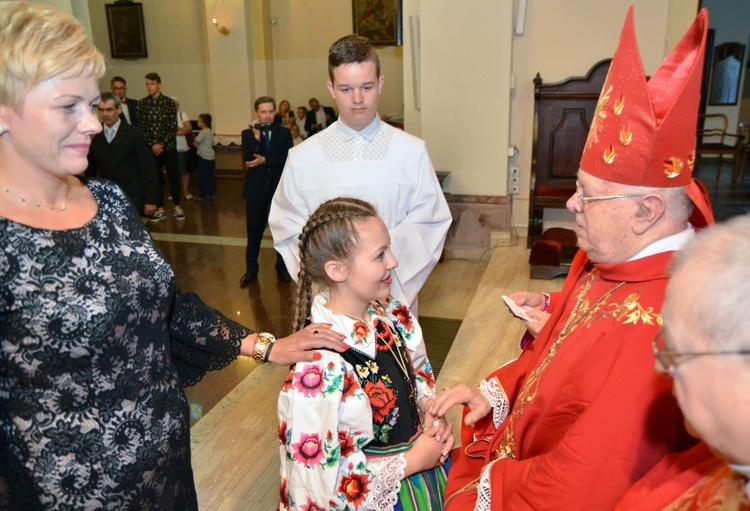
[517,271,625,410]
[4,184,72,211]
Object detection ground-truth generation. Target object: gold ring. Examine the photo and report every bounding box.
[313,330,318,337]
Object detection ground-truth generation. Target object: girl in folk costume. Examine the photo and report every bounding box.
[277,197,453,510]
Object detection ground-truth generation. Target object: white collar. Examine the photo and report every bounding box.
[335,115,381,143]
[311,293,384,359]
[627,225,695,261]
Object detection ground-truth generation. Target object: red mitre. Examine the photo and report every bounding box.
[580,7,714,227]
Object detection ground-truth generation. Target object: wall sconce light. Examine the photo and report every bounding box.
[212,18,230,36]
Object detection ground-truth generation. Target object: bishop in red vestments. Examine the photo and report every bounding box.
[431,7,715,510]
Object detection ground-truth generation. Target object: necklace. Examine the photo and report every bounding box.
[4,185,72,211]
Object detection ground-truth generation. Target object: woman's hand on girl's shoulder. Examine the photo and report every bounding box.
[269,323,348,365]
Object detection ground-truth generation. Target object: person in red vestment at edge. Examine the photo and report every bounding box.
[615,215,750,510]
[429,7,716,510]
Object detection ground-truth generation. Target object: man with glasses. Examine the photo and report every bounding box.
[616,215,750,509]
[110,76,138,126]
[431,8,716,510]
[86,92,157,217]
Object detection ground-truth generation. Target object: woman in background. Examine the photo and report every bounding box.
[276,99,294,127]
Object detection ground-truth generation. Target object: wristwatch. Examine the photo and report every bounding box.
[252,332,276,363]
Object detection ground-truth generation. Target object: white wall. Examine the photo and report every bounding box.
[268,0,404,120]
[87,0,211,124]
[420,0,514,197]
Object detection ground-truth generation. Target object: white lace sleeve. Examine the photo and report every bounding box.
[473,458,501,511]
[363,454,407,511]
[479,377,509,429]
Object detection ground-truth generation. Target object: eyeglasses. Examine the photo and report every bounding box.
[573,180,642,212]
[651,329,750,372]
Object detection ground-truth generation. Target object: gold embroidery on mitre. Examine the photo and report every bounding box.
[614,93,625,115]
[585,85,612,152]
[663,157,684,178]
[619,124,632,145]
[687,151,696,172]
[603,144,616,164]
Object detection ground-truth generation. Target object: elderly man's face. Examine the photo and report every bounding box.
[565,170,641,263]
[661,265,750,465]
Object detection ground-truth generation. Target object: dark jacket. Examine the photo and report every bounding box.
[86,122,157,214]
[305,106,336,135]
[240,124,293,201]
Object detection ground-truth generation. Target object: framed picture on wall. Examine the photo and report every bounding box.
[105,2,148,59]
[352,0,403,46]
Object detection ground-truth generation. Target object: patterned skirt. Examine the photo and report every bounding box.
[396,461,450,511]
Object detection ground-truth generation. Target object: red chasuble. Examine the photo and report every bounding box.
[616,442,750,511]
[444,249,694,510]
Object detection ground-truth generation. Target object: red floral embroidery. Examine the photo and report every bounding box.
[341,370,359,401]
[392,304,413,330]
[292,432,325,467]
[418,368,435,388]
[293,363,324,397]
[338,430,356,457]
[352,321,370,344]
[364,380,397,423]
[300,497,327,511]
[278,420,287,444]
[282,369,294,392]
[338,472,371,505]
[374,319,393,352]
[279,477,289,509]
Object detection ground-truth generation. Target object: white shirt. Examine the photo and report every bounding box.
[121,100,132,124]
[175,111,190,152]
[314,107,327,128]
[269,116,452,309]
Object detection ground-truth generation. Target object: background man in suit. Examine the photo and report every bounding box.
[305,97,335,135]
[240,96,293,286]
[110,76,138,126]
[86,92,157,216]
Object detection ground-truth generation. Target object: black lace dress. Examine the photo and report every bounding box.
[0,180,251,510]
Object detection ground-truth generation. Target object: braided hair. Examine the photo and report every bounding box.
[293,197,378,331]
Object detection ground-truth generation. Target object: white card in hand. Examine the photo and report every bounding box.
[501,295,537,322]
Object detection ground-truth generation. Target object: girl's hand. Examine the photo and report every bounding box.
[404,424,454,476]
